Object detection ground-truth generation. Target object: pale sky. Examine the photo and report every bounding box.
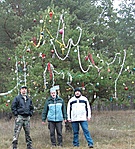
[113,0,121,8]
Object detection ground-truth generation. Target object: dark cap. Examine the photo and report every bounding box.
[20,86,27,89]
[74,87,82,93]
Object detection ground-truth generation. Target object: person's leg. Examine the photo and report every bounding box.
[49,122,56,146]
[71,122,79,147]
[80,121,93,147]
[56,122,63,146]
[23,117,32,149]
[12,116,23,149]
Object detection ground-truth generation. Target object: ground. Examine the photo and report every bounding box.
[0,110,135,149]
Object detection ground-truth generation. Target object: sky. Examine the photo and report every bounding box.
[113,0,122,8]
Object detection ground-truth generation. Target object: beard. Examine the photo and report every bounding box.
[75,94,81,98]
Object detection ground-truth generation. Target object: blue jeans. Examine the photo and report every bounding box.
[71,121,93,147]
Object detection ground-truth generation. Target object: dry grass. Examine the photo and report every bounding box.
[0,110,135,149]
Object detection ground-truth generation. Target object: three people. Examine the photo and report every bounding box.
[42,87,67,147]
[67,87,94,148]
[11,86,34,149]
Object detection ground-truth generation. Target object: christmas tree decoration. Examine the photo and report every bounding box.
[39,19,44,23]
[49,11,53,19]
[61,48,65,54]
[33,19,36,22]
[124,86,128,90]
[133,68,135,71]
[51,49,55,53]
[26,48,31,52]
[85,56,89,61]
[59,29,63,34]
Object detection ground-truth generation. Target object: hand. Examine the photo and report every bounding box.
[87,118,91,121]
[68,120,72,122]
[42,121,46,124]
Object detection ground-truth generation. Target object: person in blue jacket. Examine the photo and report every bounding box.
[42,87,67,147]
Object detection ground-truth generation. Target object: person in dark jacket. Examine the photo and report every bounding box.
[42,87,67,147]
[11,86,34,149]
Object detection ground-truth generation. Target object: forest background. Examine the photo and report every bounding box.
[0,0,135,113]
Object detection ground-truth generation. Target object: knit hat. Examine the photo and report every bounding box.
[74,87,82,93]
[50,87,56,93]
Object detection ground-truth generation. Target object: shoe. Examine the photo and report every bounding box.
[27,145,33,149]
[89,145,94,148]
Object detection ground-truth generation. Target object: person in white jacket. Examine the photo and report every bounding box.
[67,88,94,148]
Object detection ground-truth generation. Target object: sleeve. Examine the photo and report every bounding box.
[11,97,18,116]
[62,100,67,120]
[29,100,34,116]
[67,99,71,121]
[42,100,48,122]
[86,98,91,119]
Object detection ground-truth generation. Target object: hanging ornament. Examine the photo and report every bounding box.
[96,82,99,86]
[8,57,11,60]
[51,49,55,54]
[61,48,65,55]
[39,19,44,23]
[124,86,128,90]
[133,68,135,71]
[26,48,31,52]
[108,68,110,72]
[32,36,37,46]
[110,97,113,101]
[101,76,103,79]
[49,11,53,19]
[33,19,36,22]
[59,29,64,34]
[42,54,46,59]
[94,93,96,99]
[32,57,36,60]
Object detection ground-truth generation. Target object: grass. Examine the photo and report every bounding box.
[0,110,135,149]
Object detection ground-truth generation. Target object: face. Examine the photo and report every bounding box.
[50,91,57,98]
[20,88,27,95]
[74,91,81,97]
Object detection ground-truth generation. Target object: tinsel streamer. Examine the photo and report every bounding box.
[114,50,126,99]
[88,53,95,65]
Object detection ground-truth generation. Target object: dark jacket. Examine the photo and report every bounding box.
[11,94,34,117]
[42,95,67,122]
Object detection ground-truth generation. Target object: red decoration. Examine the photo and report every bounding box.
[33,19,36,22]
[42,54,46,59]
[51,49,55,53]
[108,68,110,72]
[49,11,53,19]
[32,37,37,46]
[6,103,8,106]
[88,53,95,65]
[59,29,63,34]
[85,56,89,61]
[124,87,128,90]
[47,63,52,80]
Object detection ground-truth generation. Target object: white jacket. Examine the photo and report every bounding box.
[67,95,91,122]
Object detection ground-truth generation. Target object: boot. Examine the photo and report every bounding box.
[27,144,33,149]
[12,140,17,149]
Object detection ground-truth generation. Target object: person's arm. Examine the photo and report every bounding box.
[29,99,34,116]
[67,99,71,122]
[86,98,91,121]
[42,100,48,123]
[11,97,18,116]
[62,99,67,122]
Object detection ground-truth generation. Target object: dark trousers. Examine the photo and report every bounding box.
[48,121,63,146]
